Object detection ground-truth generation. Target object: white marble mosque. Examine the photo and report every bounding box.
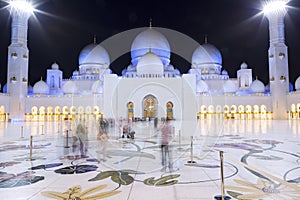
[0,1,300,200]
[0,0,300,126]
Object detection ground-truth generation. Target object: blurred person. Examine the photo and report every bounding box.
[159,119,173,171]
[154,117,158,129]
[97,118,109,162]
[76,121,88,157]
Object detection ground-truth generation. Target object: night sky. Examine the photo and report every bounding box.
[0,0,300,87]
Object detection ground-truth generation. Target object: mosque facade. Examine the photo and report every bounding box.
[1,0,300,126]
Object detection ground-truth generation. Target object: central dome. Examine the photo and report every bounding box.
[131,28,170,66]
[79,43,110,66]
[136,52,164,77]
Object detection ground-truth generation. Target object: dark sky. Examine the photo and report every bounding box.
[0,0,300,87]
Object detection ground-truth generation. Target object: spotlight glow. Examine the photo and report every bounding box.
[263,0,288,15]
[9,0,34,14]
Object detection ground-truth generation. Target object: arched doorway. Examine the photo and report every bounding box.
[31,106,38,121]
[39,106,46,121]
[166,101,173,120]
[143,95,158,118]
[238,105,245,120]
[127,102,134,119]
[0,106,5,122]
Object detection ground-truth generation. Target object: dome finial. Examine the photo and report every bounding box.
[149,18,152,29]
[256,76,258,80]
[40,77,43,81]
[204,34,208,44]
[93,35,97,44]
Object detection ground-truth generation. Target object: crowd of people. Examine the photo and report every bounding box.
[69,117,175,171]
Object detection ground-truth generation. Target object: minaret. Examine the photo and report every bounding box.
[7,0,33,121]
[264,0,289,119]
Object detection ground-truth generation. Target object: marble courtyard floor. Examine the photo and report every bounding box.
[0,119,300,200]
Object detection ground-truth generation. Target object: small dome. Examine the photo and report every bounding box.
[196,80,209,93]
[136,52,164,76]
[295,76,300,91]
[79,43,110,66]
[223,80,236,93]
[62,80,77,94]
[33,79,49,95]
[73,70,79,76]
[166,64,175,71]
[51,62,59,70]
[131,28,170,66]
[127,64,135,72]
[240,62,248,69]
[192,43,222,66]
[250,79,265,93]
[91,80,103,94]
[121,69,127,76]
[222,70,228,75]
[174,69,181,76]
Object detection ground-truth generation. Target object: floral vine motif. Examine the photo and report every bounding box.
[89,170,144,186]
[41,184,121,200]
[55,165,98,175]
[0,171,44,188]
[144,174,180,187]
[89,170,181,187]
[28,163,63,170]
[226,178,300,200]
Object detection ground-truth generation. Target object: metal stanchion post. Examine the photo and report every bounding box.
[21,126,24,138]
[221,151,225,200]
[187,136,196,164]
[29,136,33,161]
[57,122,60,134]
[41,125,44,135]
[177,130,183,151]
[214,151,231,200]
[65,130,70,148]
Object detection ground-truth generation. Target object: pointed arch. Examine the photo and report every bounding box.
[143,94,158,118]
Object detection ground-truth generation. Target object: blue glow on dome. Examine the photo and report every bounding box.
[192,43,222,66]
[79,44,110,66]
[131,29,171,66]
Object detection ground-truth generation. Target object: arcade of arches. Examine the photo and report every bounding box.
[27,106,103,122]
[0,104,300,122]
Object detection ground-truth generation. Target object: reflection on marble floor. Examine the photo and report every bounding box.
[0,119,300,200]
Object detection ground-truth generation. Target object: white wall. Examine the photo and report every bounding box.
[115,77,183,119]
